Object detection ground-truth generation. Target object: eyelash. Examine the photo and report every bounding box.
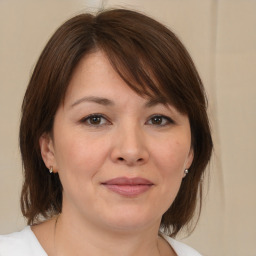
[79,114,174,127]
[80,114,111,126]
[146,115,174,126]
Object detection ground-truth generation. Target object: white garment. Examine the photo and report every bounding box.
[0,226,202,256]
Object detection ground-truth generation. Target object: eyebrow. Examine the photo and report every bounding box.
[70,96,167,108]
[144,98,167,108]
[70,96,115,108]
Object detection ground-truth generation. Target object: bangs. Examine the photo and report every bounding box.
[97,36,166,101]
[94,9,192,114]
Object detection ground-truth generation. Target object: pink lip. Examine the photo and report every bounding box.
[102,177,154,197]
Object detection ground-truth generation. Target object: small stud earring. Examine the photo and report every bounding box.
[184,169,189,175]
[49,166,53,174]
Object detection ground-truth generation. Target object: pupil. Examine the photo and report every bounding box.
[90,117,101,124]
[152,117,162,124]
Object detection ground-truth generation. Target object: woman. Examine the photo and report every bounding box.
[0,9,212,256]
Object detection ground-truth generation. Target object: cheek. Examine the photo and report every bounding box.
[150,139,190,211]
[153,138,190,177]
[54,134,109,175]
[53,133,111,205]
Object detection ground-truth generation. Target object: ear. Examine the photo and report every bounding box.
[39,133,57,172]
[183,148,194,178]
[186,148,194,169]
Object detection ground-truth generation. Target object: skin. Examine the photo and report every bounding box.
[35,50,194,256]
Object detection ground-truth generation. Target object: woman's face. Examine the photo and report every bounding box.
[40,51,193,232]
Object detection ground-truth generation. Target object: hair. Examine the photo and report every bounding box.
[20,8,213,237]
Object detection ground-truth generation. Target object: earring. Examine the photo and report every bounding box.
[184,169,189,175]
[49,166,53,174]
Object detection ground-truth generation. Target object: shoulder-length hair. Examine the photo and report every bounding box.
[20,9,213,237]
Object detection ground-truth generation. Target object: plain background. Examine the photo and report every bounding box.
[0,0,255,255]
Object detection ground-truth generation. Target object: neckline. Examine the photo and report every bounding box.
[26,226,48,255]
[159,233,179,255]
[28,226,180,256]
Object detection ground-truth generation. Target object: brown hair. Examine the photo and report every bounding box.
[20,9,213,237]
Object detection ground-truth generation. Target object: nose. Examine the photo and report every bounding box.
[110,124,149,166]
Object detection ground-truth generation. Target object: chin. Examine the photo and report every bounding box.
[99,208,161,233]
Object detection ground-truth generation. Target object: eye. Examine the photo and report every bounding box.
[146,115,174,126]
[80,114,111,126]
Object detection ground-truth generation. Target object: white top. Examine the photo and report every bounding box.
[0,226,202,256]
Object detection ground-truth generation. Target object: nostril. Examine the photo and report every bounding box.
[115,155,146,165]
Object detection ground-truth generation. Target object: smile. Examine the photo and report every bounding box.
[101,177,154,197]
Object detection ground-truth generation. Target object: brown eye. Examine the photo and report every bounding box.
[89,116,102,125]
[81,114,110,126]
[146,115,174,126]
[151,116,163,125]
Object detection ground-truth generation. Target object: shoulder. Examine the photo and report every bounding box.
[0,226,47,256]
[162,234,203,256]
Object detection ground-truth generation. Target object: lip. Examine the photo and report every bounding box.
[101,177,154,197]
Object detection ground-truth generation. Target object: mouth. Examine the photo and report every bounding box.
[101,177,154,197]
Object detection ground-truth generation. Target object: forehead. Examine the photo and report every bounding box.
[64,51,132,101]
[60,51,188,124]
[64,50,166,105]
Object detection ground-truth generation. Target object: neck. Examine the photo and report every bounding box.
[54,213,163,256]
